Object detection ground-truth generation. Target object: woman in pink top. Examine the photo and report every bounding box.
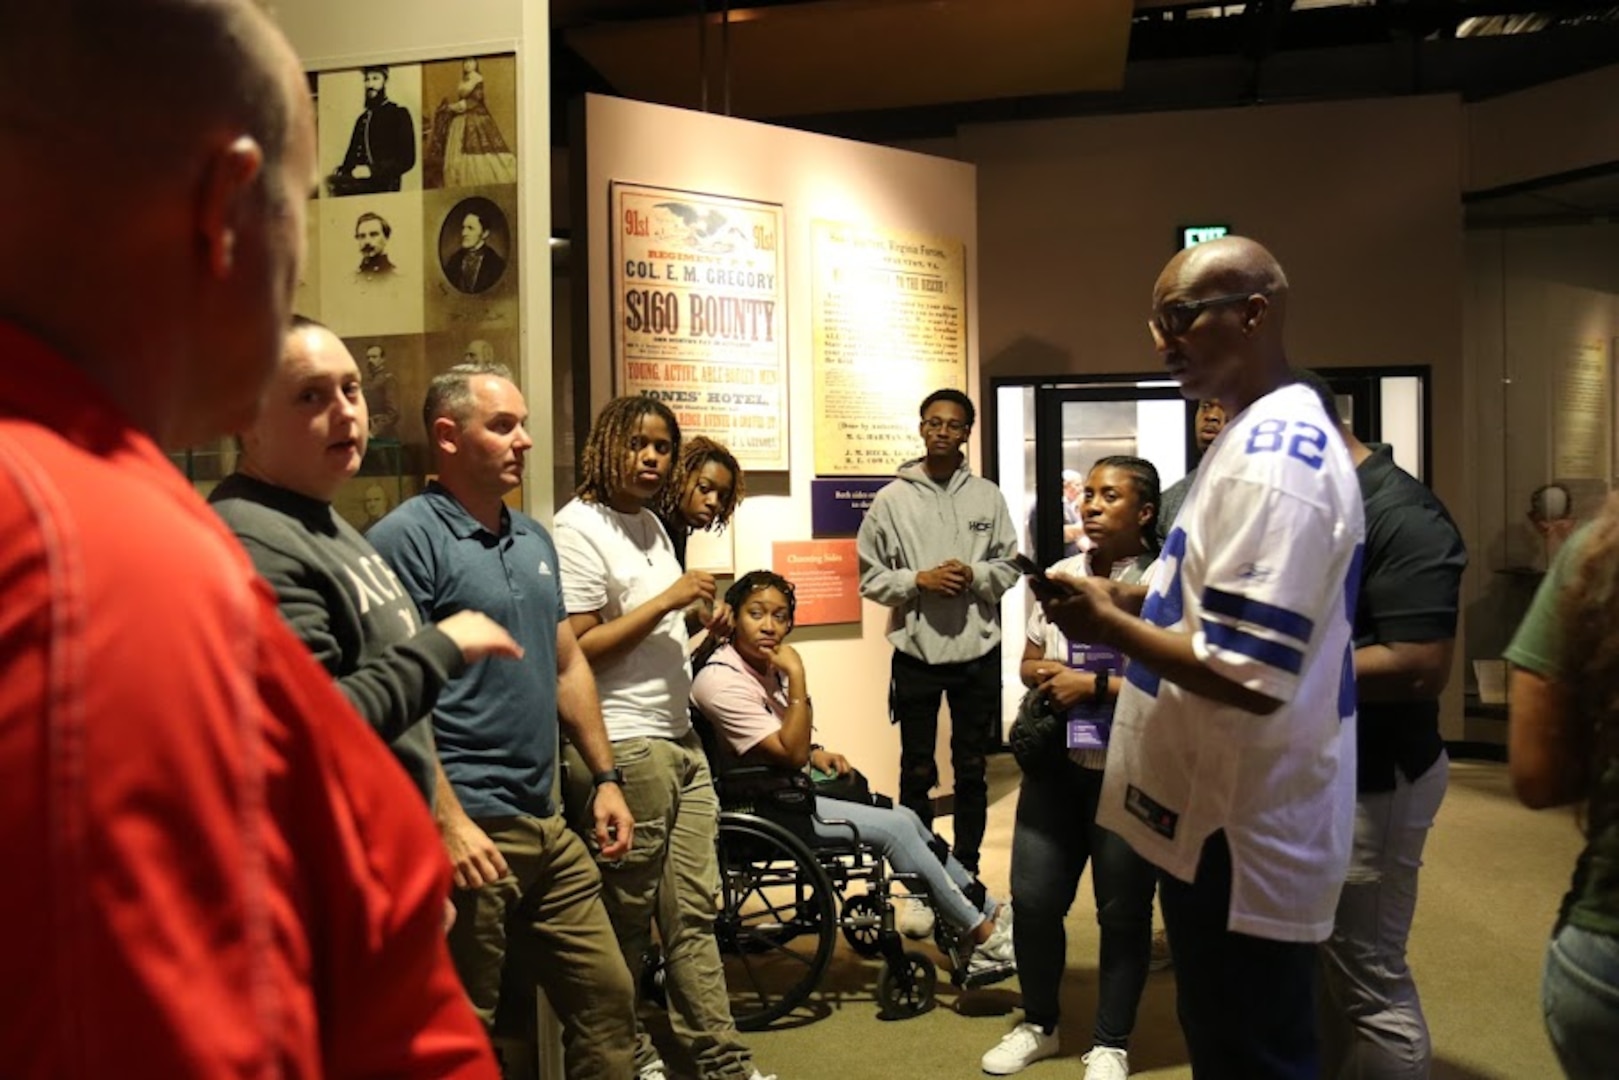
[691,570,1015,987]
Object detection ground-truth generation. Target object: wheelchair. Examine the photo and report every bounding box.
[711,780,961,1029]
[642,710,986,1030]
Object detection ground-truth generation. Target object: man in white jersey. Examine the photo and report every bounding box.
[1042,236,1365,1080]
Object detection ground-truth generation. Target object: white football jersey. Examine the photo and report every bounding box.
[1098,382,1366,943]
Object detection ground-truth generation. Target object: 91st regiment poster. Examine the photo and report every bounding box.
[612,183,788,472]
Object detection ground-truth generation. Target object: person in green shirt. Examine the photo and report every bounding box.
[1506,503,1619,1079]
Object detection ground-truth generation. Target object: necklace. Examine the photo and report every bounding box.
[620,508,654,565]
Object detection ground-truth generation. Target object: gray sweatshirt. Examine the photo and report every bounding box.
[857,457,1021,664]
[210,473,463,804]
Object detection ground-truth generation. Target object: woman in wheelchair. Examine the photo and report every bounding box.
[691,570,1017,988]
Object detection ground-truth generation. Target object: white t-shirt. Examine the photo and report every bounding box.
[1097,383,1366,944]
[1026,549,1152,770]
[554,498,692,740]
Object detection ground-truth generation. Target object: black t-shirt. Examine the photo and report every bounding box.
[657,510,690,569]
[1354,446,1468,792]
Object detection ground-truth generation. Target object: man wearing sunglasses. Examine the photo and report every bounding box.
[857,388,1021,884]
[1042,237,1365,1080]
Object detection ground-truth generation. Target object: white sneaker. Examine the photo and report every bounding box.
[747,1072,778,1080]
[897,897,935,940]
[1081,1046,1129,1080]
[950,919,1017,988]
[981,1022,1059,1075]
[637,1061,668,1080]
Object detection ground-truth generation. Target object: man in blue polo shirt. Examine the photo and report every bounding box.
[370,362,638,1079]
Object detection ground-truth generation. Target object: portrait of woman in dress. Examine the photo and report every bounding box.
[425,58,517,188]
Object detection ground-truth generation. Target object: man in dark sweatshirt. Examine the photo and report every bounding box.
[211,316,521,803]
[857,387,1021,874]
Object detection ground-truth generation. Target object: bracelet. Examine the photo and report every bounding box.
[592,767,626,788]
[790,695,812,707]
[1093,671,1110,704]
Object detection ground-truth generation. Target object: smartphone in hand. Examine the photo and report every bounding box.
[1013,553,1073,598]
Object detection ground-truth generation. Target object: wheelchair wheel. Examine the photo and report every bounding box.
[715,811,837,1031]
[876,949,937,1019]
[840,892,885,958]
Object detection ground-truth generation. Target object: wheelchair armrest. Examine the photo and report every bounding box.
[714,764,806,813]
[809,812,861,850]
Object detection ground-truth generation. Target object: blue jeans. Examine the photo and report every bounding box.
[1010,758,1155,1047]
[1544,922,1619,1079]
[811,797,994,932]
[1160,831,1320,1080]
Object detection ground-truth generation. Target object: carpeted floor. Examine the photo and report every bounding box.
[703,755,1583,1080]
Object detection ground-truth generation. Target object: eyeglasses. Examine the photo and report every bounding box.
[1151,292,1262,339]
[922,418,968,434]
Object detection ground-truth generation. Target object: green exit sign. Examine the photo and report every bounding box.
[1179,224,1230,249]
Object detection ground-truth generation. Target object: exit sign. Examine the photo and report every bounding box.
[1179,224,1230,249]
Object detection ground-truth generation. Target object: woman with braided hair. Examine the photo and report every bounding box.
[1508,492,1619,1078]
[692,569,1016,988]
[983,456,1161,1080]
[655,435,745,571]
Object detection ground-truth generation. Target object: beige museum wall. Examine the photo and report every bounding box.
[907,94,1471,735]
[579,93,980,801]
[1466,64,1619,193]
[275,0,559,511]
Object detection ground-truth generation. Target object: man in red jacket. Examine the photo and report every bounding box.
[0,2,497,1076]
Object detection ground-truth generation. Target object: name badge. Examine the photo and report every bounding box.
[1064,642,1123,749]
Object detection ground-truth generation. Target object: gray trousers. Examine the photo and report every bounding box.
[1320,753,1449,1079]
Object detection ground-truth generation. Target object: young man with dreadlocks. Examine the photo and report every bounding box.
[554,396,770,1080]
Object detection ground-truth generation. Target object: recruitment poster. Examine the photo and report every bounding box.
[612,183,788,471]
[811,221,967,476]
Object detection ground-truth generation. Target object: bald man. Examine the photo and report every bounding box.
[0,4,496,1076]
[1042,237,1365,1079]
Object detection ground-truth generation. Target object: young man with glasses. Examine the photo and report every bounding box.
[857,388,1021,882]
[1042,237,1364,1080]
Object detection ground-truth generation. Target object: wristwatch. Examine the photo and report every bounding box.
[592,767,626,788]
[1093,671,1111,704]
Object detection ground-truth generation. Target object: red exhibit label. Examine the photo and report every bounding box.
[772,539,861,626]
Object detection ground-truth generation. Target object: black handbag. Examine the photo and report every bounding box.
[813,767,892,808]
[1009,686,1067,778]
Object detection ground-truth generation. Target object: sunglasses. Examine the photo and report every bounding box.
[1151,292,1263,338]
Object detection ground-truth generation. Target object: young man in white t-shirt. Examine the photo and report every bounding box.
[1042,237,1365,1080]
[554,395,770,1080]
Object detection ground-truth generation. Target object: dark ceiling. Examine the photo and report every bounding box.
[551,0,1619,223]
